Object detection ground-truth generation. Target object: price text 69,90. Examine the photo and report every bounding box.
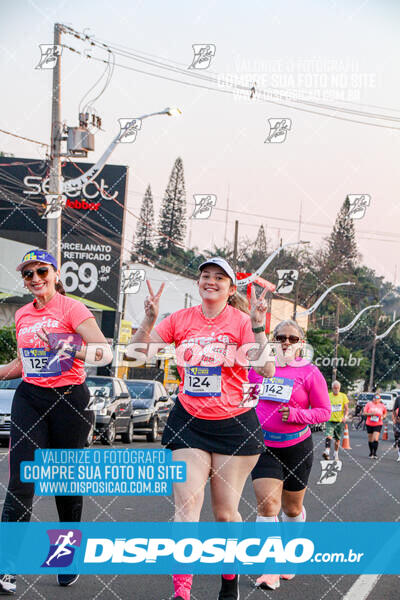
[60,261,98,294]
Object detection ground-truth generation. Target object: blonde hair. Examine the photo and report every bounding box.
[227,290,250,314]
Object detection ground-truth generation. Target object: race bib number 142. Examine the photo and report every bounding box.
[259,377,294,403]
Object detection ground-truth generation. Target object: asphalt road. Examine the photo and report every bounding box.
[0,427,399,599]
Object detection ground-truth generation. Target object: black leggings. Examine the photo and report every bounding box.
[1,381,93,523]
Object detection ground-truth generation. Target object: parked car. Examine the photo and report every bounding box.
[356,392,395,411]
[86,376,133,445]
[0,379,22,445]
[125,379,174,442]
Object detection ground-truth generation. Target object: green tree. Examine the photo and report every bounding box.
[364,316,400,390]
[157,157,186,254]
[306,328,367,392]
[254,225,267,255]
[0,326,17,363]
[323,196,359,276]
[133,185,155,258]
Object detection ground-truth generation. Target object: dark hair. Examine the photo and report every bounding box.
[51,266,66,296]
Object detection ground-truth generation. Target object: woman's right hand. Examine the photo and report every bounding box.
[144,280,165,322]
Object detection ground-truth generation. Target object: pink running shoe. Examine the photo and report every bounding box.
[255,574,280,590]
[280,574,295,580]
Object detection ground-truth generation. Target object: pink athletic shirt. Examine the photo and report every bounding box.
[15,292,94,387]
[249,362,331,447]
[365,401,386,426]
[155,304,255,420]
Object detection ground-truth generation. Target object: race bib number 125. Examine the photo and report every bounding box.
[21,348,61,378]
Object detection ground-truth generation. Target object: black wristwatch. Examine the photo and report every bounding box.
[252,324,265,333]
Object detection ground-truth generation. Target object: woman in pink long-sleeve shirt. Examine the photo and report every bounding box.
[248,319,331,591]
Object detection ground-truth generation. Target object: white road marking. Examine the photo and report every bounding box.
[343,575,381,600]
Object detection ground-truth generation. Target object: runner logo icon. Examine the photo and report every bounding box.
[41,529,82,568]
[265,118,292,143]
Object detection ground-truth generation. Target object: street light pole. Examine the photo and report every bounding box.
[47,23,62,266]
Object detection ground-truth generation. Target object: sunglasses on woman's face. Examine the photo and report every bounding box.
[22,266,49,280]
[275,334,300,344]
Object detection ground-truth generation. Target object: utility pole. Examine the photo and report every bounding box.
[332,299,340,382]
[368,314,380,392]
[292,274,299,320]
[233,220,239,274]
[297,200,302,242]
[224,186,230,246]
[47,23,63,266]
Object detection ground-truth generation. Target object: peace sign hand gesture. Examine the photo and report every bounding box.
[250,285,269,328]
[144,280,165,323]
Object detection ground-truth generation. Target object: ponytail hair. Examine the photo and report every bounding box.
[55,280,66,296]
[228,290,250,314]
[52,266,66,296]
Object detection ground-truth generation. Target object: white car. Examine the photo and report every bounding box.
[357,392,395,411]
[380,393,395,411]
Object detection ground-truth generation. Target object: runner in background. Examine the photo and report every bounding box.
[249,319,331,591]
[0,249,112,594]
[127,257,275,600]
[323,380,349,461]
[392,401,400,462]
[364,393,387,459]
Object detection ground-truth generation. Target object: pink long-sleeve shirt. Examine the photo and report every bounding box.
[249,362,331,447]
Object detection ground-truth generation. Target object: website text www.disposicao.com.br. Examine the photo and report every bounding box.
[83,536,364,566]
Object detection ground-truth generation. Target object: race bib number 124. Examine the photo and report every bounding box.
[184,366,221,397]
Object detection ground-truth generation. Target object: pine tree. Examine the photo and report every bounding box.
[134,184,155,256]
[325,196,359,272]
[255,225,267,254]
[157,157,186,254]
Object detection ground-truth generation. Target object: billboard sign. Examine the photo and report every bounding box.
[0,157,128,311]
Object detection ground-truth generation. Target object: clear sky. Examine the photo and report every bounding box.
[1,0,400,285]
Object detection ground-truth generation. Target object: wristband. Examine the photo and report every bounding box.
[252,325,265,333]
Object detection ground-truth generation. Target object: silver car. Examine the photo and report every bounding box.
[0,378,22,446]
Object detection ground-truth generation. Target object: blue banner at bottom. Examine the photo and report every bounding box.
[0,522,399,574]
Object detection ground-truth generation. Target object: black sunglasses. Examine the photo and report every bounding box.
[275,334,300,344]
[22,266,50,280]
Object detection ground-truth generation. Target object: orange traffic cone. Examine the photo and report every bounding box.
[382,422,388,441]
[342,424,352,449]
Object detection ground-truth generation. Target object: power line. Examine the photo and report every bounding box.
[127,189,400,241]
[61,24,400,129]
[67,48,400,131]
[0,128,49,148]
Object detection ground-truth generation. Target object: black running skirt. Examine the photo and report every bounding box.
[162,399,265,455]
